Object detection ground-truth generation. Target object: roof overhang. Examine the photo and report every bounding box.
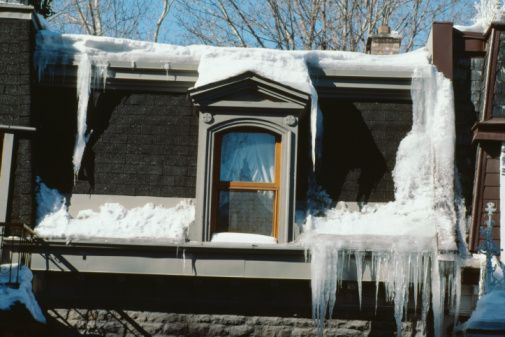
[37,59,413,101]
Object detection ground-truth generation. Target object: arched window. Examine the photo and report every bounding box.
[212,129,281,238]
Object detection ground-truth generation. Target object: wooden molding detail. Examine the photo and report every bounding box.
[483,29,501,120]
[454,30,486,56]
[431,22,454,80]
[473,118,505,142]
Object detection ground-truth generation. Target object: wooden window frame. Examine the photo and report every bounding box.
[211,128,282,238]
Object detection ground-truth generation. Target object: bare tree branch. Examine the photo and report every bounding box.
[154,0,173,42]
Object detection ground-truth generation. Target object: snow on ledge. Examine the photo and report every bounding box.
[35,178,194,243]
[211,233,277,245]
[0,264,45,323]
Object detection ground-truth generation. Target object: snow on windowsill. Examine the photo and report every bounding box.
[211,232,277,245]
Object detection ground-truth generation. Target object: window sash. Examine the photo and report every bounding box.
[212,129,281,238]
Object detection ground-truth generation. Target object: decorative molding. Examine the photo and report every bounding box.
[201,113,214,124]
[284,115,297,127]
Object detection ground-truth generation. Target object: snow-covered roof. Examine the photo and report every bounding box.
[35,29,428,91]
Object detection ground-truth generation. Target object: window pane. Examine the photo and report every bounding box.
[220,132,275,183]
[217,190,274,235]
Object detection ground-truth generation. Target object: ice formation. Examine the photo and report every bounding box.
[302,66,460,337]
[0,264,46,323]
[35,178,194,243]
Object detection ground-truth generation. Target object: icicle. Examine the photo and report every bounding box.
[73,54,92,178]
[94,62,109,90]
[431,254,443,337]
[413,253,420,313]
[354,251,364,310]
[421,254,431,323]
[307,237,450,337]
[373,252,381,314]
[182,248,186,272]
[309,85,322,171]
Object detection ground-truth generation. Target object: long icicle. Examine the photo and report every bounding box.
[73,54,92,179]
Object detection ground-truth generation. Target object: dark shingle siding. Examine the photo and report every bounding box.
[318,100,412,203]
[0,19,34,224]
[72,92,198,198]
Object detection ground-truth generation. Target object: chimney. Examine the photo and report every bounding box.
[366,25,402,55]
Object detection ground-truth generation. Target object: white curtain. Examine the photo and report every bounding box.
[220,132,275,183]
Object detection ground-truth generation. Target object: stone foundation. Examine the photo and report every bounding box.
[43,309,428,337]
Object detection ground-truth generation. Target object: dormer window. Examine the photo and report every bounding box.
[189,72,309,243]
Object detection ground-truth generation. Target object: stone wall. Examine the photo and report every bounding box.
[0,17,34,224]
[41,309,426,337]
[31,272,433,337]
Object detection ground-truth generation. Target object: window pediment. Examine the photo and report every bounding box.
[189,71,310,112]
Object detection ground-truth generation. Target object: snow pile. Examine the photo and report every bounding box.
[35,179,194,243]
[455,0,505,33]
[0,264,45,323]
[35,29,429,173]
[211,233,277,244]
[465,290,505,330]
[302,66,458,337]
[465,251,505,330]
